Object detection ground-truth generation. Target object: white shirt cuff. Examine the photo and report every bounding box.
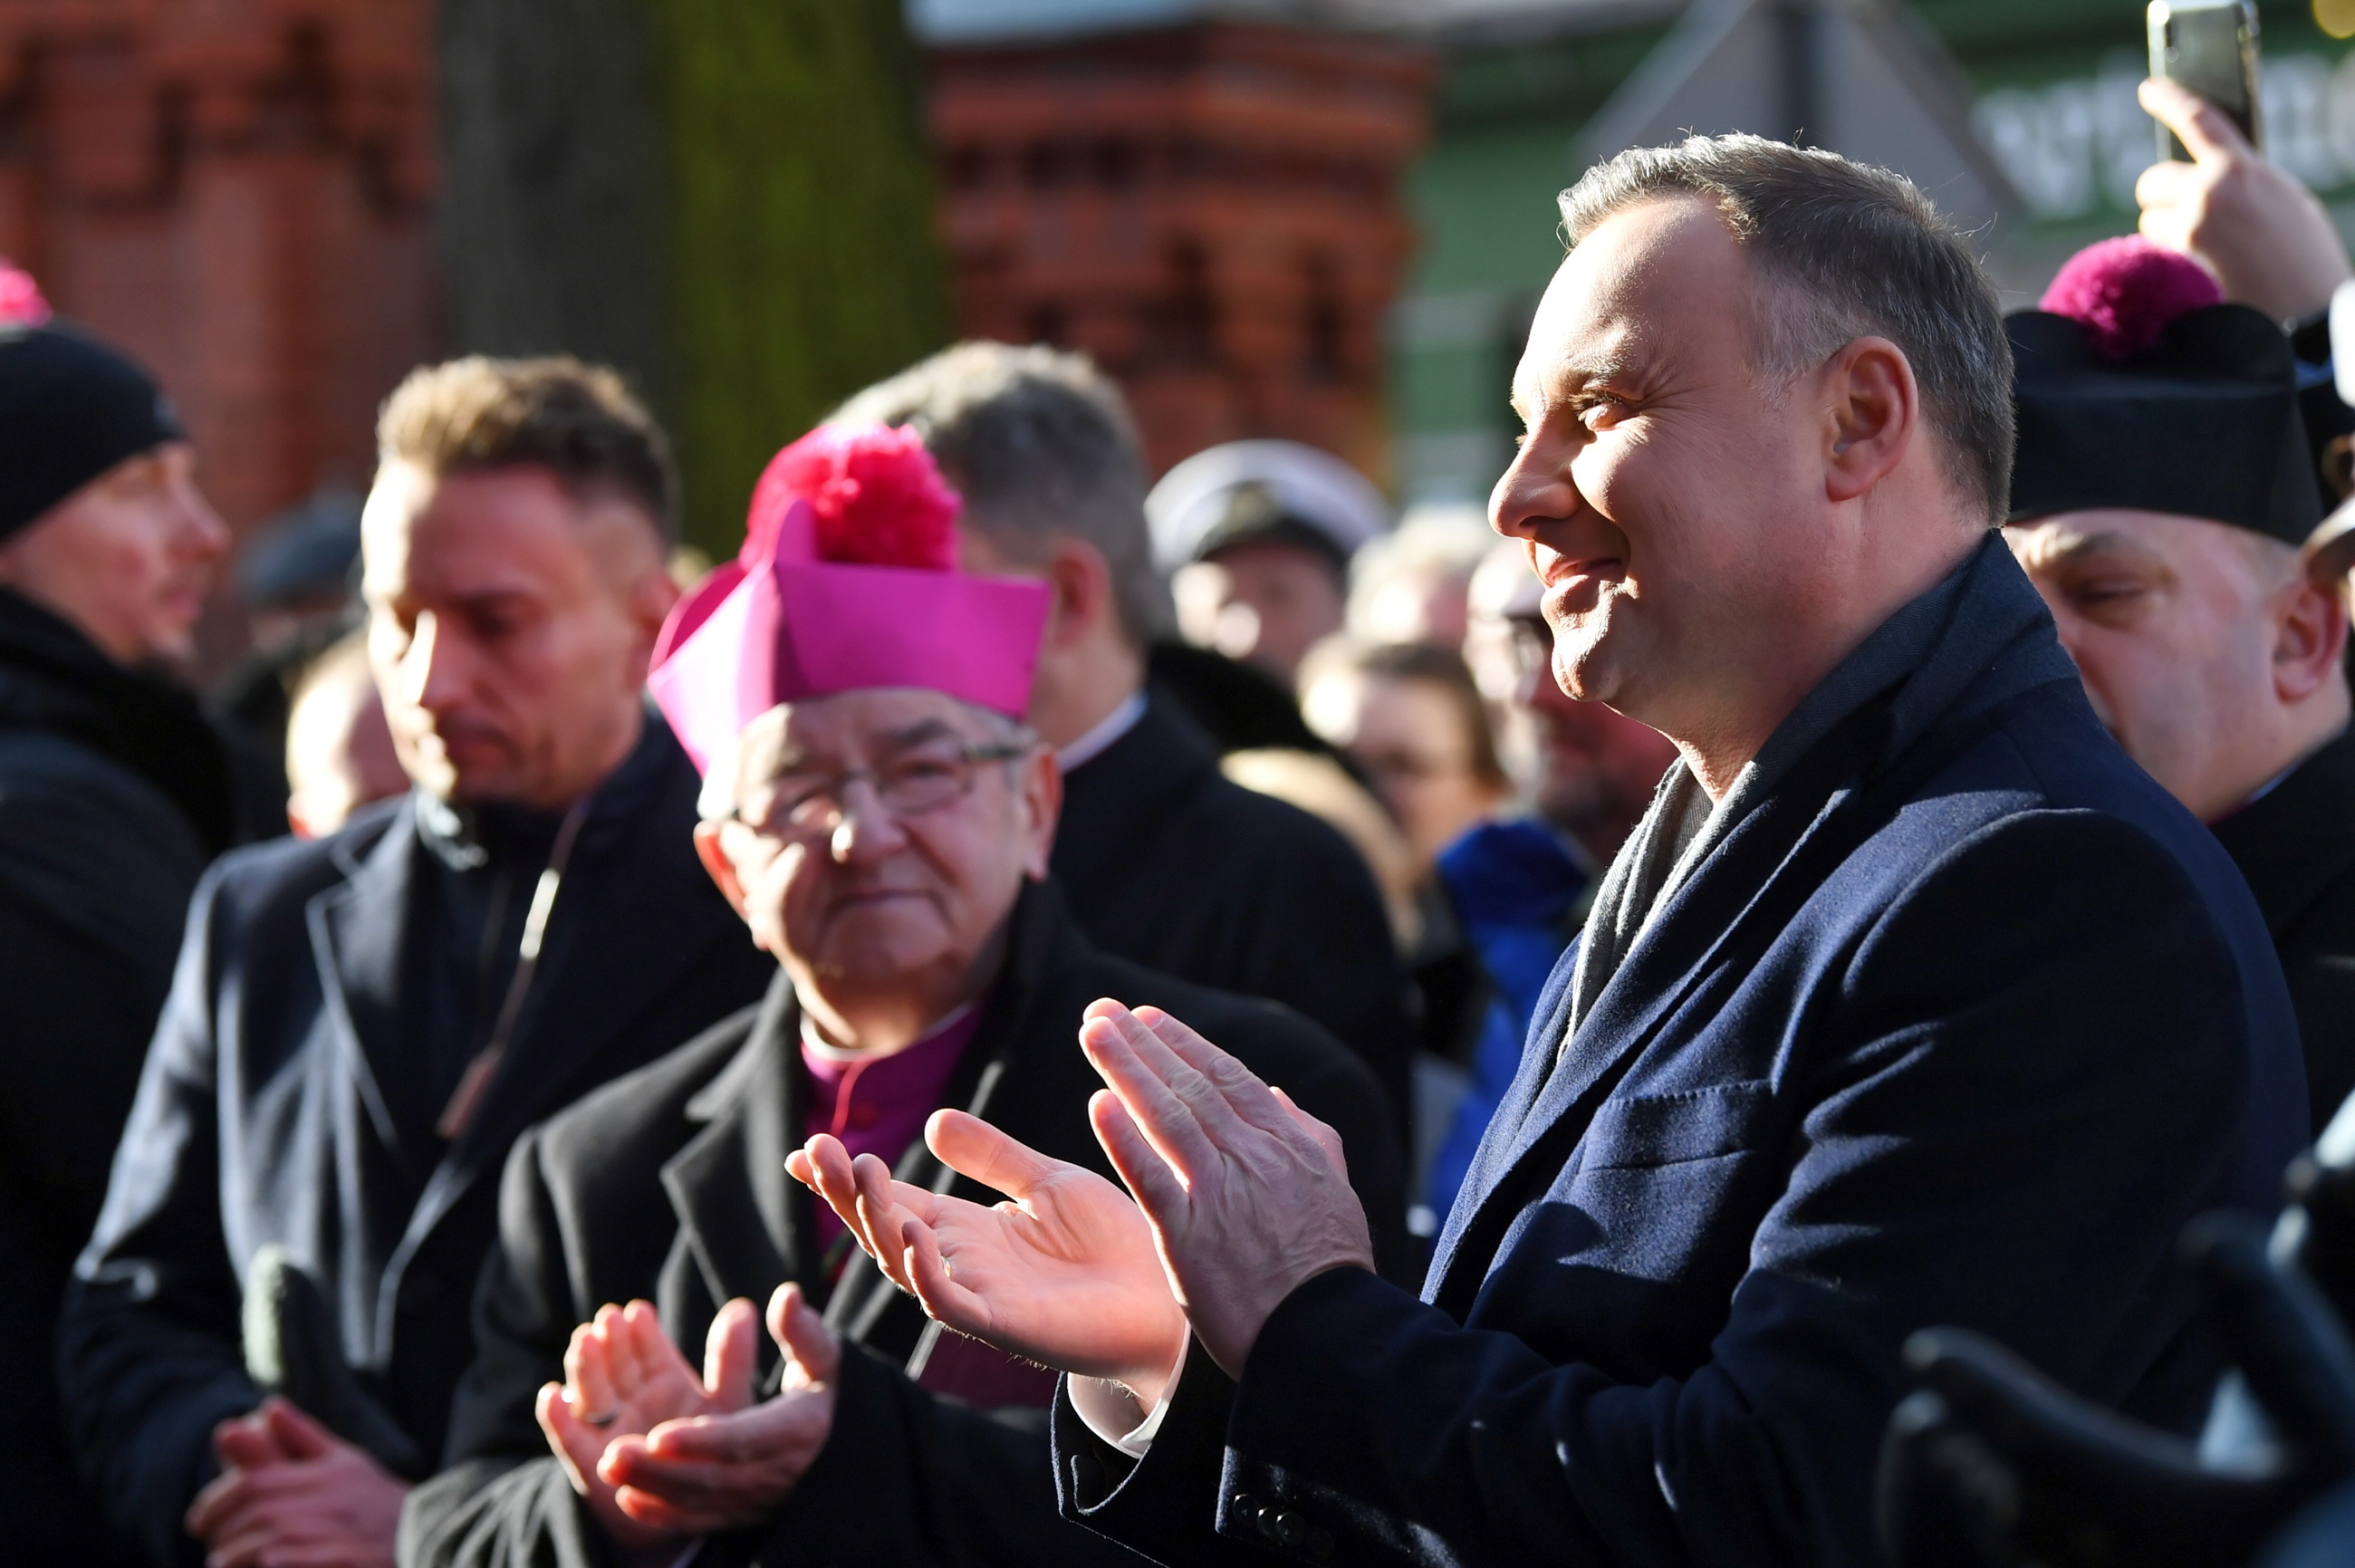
[1070,1361,1182,1458]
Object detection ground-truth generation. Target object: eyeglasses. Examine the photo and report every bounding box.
[728,742,1028,839]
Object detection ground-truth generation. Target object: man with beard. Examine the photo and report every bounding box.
[60,358,774,1568]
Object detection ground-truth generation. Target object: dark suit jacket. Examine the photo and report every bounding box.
[1050,536,2310,1568]
[400,880,1405,1568]
[2212,725,2355,1133]
[58,719,774,1568]
[1056,697,1413,1123]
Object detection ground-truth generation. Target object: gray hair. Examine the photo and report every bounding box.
[1559,134,2014,524]
[830,342,1173,646]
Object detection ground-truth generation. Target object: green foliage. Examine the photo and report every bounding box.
[652,0,956,553]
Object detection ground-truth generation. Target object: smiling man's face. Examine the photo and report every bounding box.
[1488,196,1839,740]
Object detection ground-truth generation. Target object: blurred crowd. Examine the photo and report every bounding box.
[9,66,2355,1568]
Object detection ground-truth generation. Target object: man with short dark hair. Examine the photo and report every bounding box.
[60,356,774,1568]
[830,344,1412,1122]
[802,135,2306,1567]
[0,269,250,1568]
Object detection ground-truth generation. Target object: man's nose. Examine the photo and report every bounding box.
[828,781,909,865]
[399,611,465,712]
[173,477,232,564]
[1489,437,1582,544]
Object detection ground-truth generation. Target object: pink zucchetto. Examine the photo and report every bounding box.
[0,257,51,329]
[2038,235,2222,363]
[649,423,1050,774]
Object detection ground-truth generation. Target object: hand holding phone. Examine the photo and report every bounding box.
[2136,76,2351,322]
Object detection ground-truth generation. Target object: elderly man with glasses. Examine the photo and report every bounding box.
[400,425,1406,1568]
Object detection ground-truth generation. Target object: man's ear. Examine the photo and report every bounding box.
[1043,541,1113,652]
[1821,337,1918,505]
[692,821,752,920]
[2272,573,2350,704]
[1019,745,1062,880]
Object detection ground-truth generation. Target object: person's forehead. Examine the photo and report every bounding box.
[360,462,609,595]
[1514,196,1747,412]
[2007,508,2239,566]
[756,688,985,757]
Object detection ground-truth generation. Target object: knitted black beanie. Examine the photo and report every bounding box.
[0,322,185,542]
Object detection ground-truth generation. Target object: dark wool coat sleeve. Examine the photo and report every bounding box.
[1049,807,2277,1568]
[56,863,264,1568]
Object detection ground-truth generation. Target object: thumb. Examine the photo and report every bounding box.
[768,1281,841,1387]
[260,1395,337,1460]
[703,1296,760,1412]
[2139,74,2249,163]
[927,1108,1066,1199]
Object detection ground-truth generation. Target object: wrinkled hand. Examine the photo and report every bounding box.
[536,1296,753,1554]
[595,1284,839,1538]
[187,1397,409,1568]
[2138,75,2353,322]
[787,1109,1188,1405]
[1080,1000,1375,1380]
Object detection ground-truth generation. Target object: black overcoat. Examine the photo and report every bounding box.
[2211,724,2355,1132]
[1048,536,2310,1567]
[58,718,774,1567]
[399,880,1406,1568]
[0,589,249,1568]
[1054,697,1413,1124]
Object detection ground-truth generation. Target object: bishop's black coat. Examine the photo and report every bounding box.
[2211,725,2355,1133]
[1054,697,1413,1125]
[56,717,774,1568]
[1047,537,2309,1568]
[399,880,1406,1568]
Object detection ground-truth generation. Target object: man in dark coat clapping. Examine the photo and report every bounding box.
[59,357,774,1568]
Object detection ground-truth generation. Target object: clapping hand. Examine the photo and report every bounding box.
[535,1288,838,1556]
[788,1103,1190,1406]
[1077,1001,1375,1378]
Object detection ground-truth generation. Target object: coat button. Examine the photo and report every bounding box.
[1229,1493,1262,1529]
[1268,1510,1306,1548]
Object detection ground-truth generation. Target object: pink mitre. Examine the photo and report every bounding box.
[2039,235,2221,362]
[649,422,1051,774]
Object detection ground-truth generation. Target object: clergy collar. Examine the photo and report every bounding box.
[1056,690,1148,774]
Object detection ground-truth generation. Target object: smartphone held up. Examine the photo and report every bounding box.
[2148,0,2261,161]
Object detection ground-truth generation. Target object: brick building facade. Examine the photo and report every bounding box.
[928,21,1430,485]
[0,0,437,658]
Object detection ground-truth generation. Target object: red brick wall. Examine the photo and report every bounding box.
[0,0,437,664]
[929,22,1431,486]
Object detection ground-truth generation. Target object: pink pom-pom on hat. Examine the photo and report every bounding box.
[649,423,1049,774]
[2039,235,2221,362]
[0,257,52,328]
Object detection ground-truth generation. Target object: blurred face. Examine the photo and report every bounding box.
[2007,508,2347,819]
[0,443,228,665]
[696,689,1059,1017]
[361,462,677,808]
[1505,614,1679,851]
[1304,669,1503,868]
[284,656,407,840]
[1491,197,1847,737]
[1174,539,1346,682]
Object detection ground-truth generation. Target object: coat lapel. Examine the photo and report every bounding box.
[306,800,422,1177]
[661,977,807,1314]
